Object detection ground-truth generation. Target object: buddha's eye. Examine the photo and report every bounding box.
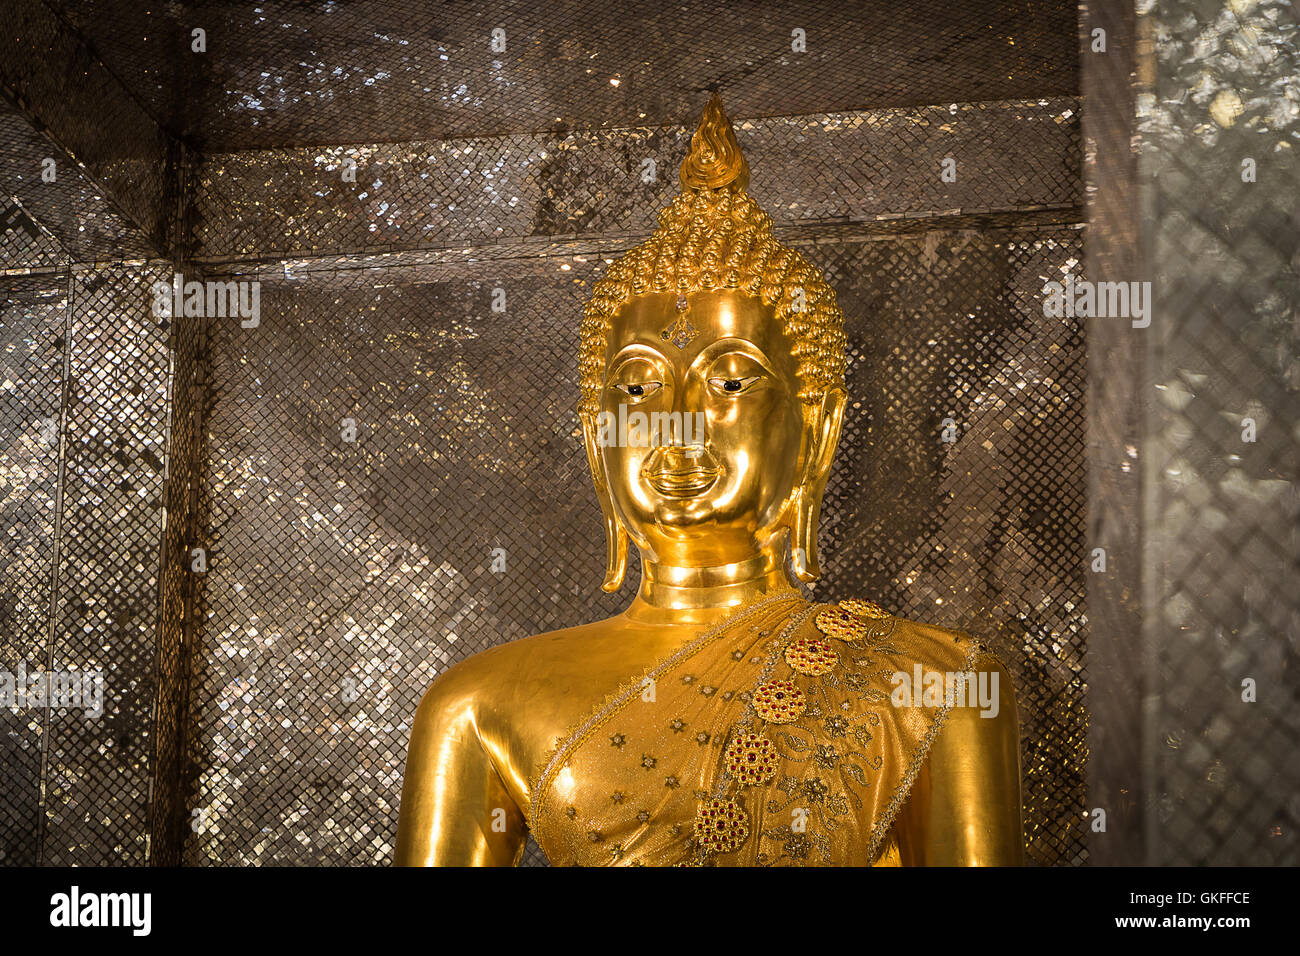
[612,381,662,400]
[707,375,761,395]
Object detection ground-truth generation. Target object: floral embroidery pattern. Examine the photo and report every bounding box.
[752,680,806,723]
[785,638,838,676]
[689,598,896,866]
[723,732,778,786]
[693,798,748,853]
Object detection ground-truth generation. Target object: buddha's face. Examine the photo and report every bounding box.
[585,290,815,568]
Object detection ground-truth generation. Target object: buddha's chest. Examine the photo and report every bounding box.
[528,602,920,866]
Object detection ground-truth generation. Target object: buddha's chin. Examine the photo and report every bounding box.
[649,494,723,529]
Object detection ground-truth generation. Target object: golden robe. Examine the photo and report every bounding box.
[528,590,991,866]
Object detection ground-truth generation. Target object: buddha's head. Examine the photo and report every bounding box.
[579,95,847,592]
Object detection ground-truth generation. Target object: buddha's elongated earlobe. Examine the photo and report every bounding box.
[581,409,628,592]
[790,487,819,583]
[597,504,629,592]
[791,387,847,583]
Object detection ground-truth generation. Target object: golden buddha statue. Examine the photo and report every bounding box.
[394,95,1023,866]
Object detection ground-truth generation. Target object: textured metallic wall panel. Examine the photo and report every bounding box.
[186,267,627,864]
[194,99,1080,262]
[189,216,1086,866]
[38,263,173,865]
[0,2,175,254]
[50,0,1078,151]
[0,194,65,272]
[149,293,205,866]
[0,275,67,865]
[1143,0,1300,865]
[1079,0,1147,864]
[0,104,155,266]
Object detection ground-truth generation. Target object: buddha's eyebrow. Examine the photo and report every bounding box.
[698,337,778,376]
[606,345,668,374]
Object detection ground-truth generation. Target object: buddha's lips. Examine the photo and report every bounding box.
[642,445,722,497]
[644,465,721,498]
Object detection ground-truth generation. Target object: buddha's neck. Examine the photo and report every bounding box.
[622,546,800,626]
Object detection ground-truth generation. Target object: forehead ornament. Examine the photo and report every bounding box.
[661,293,700,349]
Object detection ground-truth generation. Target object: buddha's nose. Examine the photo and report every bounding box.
[662,403,707,447]
[662,416,706,461]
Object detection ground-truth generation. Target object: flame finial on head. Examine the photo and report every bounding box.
[679,93,750,192]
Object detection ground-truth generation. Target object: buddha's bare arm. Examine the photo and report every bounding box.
[393,662,526,866]
[897,653,1025,865]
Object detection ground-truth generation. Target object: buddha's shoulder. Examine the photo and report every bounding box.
[840,602,1012,681]
[411,617,623,713]
[863,607,1017,705]
[882,613,980,657]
